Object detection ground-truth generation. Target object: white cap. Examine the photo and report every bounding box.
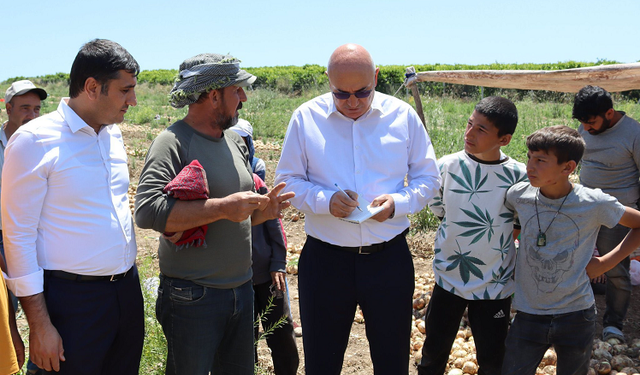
[5,80,48,104]
[230,118,253,138]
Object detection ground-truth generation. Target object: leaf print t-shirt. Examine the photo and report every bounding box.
[429,151,527,300]
[505,182,624,314]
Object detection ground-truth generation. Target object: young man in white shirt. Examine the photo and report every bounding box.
[2,39,143,374]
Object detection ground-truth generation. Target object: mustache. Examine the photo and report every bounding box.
[237,102,243,110]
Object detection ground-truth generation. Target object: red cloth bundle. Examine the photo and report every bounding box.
[162,160,209,248]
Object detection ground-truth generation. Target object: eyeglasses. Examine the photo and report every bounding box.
[331,88,373,100]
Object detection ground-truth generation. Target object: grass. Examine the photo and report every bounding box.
[138,258,166,375]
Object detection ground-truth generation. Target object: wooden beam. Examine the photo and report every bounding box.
[409,63,640,93]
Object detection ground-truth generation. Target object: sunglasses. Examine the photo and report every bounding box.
[331,88,373,100]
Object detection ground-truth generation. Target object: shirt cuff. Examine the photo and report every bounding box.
[5,268,44,297]
[316,189,333,215]
[390,192,409,217]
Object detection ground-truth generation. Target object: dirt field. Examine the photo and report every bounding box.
[127,125,640,374]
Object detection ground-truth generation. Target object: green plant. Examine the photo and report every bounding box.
[254,296,288,374]
[138,257,166,375]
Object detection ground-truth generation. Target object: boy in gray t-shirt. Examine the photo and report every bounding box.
[503,125,640,375]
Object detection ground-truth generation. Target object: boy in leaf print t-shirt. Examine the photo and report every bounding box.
[417,97,526,375]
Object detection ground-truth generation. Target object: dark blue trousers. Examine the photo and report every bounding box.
[43,266,144,375]
[298,233,414,375]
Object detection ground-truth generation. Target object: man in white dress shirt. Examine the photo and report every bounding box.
[1,39,143,374]
[1,79,48,375]
[275,44,440,375]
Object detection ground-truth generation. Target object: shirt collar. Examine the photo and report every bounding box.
[327,91,385,121]
[57,98,100,134]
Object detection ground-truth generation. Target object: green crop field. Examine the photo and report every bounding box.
[2,65,640,374]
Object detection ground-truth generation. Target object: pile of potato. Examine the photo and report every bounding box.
[407,272,640,375]
[588,338,640,375]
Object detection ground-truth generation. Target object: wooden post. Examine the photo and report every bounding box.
[405,67,426,129]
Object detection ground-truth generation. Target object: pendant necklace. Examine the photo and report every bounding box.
[534,188,569,247]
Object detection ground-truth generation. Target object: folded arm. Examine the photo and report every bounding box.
[586,206,640,278]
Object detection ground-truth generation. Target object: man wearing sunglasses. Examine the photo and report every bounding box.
[275,44,440,374]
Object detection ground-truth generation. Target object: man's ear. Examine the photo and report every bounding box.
[605,108,615,120]
[5,102,12,116]
[84,77,101,100]
[209,89,222,108]
[374,67,379,88]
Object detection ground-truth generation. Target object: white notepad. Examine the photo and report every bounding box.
[339,196,385,224]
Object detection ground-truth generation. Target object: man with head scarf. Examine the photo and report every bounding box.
[134,53,293,375]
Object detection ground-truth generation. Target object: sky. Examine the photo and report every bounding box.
[1,0,639,82]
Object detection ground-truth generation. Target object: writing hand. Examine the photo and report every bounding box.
[330,189,358,218]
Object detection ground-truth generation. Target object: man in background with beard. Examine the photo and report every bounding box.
[573,85,640,343]
[134,53,293,375]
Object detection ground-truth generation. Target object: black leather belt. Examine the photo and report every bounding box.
[308,228,409,255]
[45,268,130,282]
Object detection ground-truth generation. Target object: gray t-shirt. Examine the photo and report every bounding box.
[505,182,625,314]
[579,114,640,208]
[135,120,255,288]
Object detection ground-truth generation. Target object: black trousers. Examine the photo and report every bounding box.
[417,284,511,375]
[298,233,414,375]
[254,280,299,375]
[43,266,144,375]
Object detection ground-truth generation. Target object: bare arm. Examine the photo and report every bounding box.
[586,207,640,278]
[19,293,65,372]
[164,191,270,232]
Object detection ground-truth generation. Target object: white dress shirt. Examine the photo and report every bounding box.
[275,91,440,247]
[0,124,8,231]
[2,98,136,297]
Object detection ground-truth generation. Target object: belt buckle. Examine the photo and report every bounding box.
[358,246,362,254]
[110,271,127,282]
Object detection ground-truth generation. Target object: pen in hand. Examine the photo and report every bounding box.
[334,183,363,212]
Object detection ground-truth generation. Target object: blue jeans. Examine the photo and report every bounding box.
[596,223,631,330]
[156,275,254,375]
[502,306,596,375]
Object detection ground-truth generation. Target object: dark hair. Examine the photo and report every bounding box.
[474,96,518,136]
[572,85,613,123]
[526,125,585,164]
[69,39,139,98]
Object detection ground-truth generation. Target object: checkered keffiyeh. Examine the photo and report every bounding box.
[169,53,256,108]
[162,160,209,249]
